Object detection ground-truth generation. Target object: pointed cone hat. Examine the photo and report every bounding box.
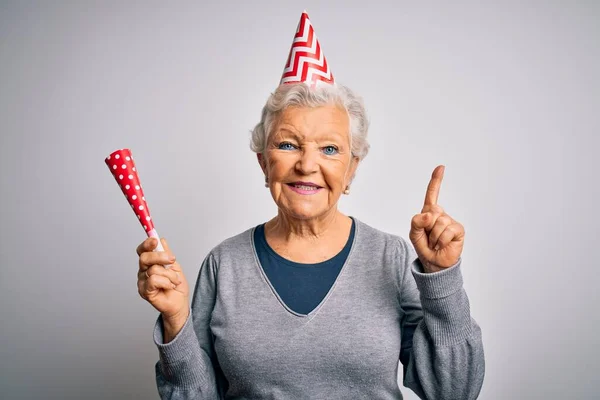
[280,11,334,88]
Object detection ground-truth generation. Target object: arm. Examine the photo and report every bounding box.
[398,238,485,400]
[153,252,224,399]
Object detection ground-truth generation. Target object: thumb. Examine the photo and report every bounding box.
[409,213,430,248]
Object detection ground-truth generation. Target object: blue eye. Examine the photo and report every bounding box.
[323,146,338,155]
[278,142,296,150]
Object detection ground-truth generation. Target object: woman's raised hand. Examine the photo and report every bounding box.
[136,238,190,329]
[409,165,465,273]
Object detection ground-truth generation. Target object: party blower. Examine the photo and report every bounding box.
[105,149,166,253]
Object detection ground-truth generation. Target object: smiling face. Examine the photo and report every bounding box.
[258,105,359,221]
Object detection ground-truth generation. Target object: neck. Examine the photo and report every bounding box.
[265,208,348,242]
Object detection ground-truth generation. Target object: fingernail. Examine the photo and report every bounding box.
[434,245,440,251]
[172,284,177,289]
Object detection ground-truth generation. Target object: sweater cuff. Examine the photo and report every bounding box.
[411,258,463,299]
[153,311,208,387]
[412,258,474,346]
[154,311,196,360]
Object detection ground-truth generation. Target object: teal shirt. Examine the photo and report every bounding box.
[253,218,355,315]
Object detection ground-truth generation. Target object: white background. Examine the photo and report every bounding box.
[1,1,598,399]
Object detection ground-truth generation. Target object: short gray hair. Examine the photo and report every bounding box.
[250,83,370,160]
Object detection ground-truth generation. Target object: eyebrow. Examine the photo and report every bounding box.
[274,127,302,138]
[274,127,347,142]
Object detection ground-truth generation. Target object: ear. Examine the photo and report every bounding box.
[257,153,267,175]
[347,156,360,184]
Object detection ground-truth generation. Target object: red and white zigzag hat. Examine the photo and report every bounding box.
[280,10,334,88]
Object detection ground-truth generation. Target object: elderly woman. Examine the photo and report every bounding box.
[136,82,485,399]
[135,12,484,400]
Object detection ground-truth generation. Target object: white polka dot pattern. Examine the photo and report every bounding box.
[105,148,156,233]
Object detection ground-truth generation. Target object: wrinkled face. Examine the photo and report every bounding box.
[258,105,359,221]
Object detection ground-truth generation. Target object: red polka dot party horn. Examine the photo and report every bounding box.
[105,149,165,252]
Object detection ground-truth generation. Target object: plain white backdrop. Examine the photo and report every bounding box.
[1,1,598,399]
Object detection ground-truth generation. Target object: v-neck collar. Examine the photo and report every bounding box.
[250,217,361,318]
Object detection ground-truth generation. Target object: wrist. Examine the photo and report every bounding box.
[420,259,445,274]
[162,308,190,343]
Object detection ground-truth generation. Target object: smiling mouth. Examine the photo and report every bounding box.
[286,182,323,191]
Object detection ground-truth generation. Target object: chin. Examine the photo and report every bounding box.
[281,204,333,220]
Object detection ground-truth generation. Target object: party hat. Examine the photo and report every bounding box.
[105,149,164,252]
[280,10,334,88]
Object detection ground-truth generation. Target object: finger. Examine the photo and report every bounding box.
[428,215,453,249]
[410,213,436,259]
[137,277,146,298]
[157,238,177,270]
[142,264,181,286]
[415,209,442,232]
[410,212,431,234]
[410,212,434,247]
[421,204,444,215]
[136,237,159,256]
[139,251,176,272]
[423,165,445,207]
[435,224,463,251]
[145,274,177,293]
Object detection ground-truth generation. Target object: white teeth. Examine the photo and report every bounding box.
[294,184,318,190]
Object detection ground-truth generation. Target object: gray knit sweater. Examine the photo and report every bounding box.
[153,218,485,399]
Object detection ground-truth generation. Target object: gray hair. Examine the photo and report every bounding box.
[250,83,370,160]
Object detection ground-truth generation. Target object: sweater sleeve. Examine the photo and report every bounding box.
[397,238,485,400]
[153,252,224,399]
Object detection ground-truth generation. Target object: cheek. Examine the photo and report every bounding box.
[265,154,293,180]
[267,160,284,178]
[324,160,351,189]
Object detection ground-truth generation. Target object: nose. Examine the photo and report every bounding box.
[295,147,319,175]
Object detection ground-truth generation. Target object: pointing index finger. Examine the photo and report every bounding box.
[423,165,445,208]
